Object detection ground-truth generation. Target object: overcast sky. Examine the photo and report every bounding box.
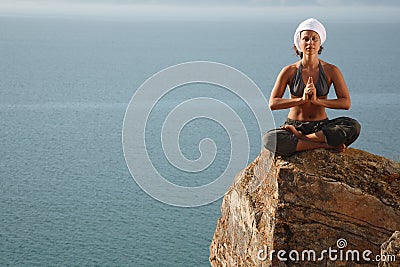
[1,0,399,22]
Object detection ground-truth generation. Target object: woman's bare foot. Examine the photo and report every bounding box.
[282,125,305,139]
[328,143,347,153]
[332,143,346,153]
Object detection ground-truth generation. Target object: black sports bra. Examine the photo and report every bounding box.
[290,61,330,97]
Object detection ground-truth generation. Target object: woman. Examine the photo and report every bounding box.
[263,18,361,157]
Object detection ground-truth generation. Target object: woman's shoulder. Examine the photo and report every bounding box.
[319,60,345,83]
[280,62,299,76]
[319,60,341,73]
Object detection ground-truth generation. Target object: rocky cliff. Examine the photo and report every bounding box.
[210,148,400,266]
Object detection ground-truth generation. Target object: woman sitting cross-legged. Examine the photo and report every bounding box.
[263,18,361,157]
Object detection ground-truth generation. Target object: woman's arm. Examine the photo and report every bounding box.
[311,65,351,110]
[269,66,307,110]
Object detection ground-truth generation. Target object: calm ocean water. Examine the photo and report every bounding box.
[1,17,399,266]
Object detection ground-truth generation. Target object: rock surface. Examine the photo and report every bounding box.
[209,148,400,266]
[379,231,400,267]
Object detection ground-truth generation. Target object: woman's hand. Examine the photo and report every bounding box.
[302,76,316,102]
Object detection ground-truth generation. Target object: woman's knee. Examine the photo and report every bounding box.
[351,118,361,136]
[262,129,298,156]
[339,117,361,138]
[323,117,361,146]
[345,117,361,145]
[262,130,277,152]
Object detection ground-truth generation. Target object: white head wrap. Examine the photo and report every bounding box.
[294,18,326,52]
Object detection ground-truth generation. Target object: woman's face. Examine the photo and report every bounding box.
[299,30,321,54]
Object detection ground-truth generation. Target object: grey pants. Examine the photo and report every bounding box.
[263,117,361,156]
